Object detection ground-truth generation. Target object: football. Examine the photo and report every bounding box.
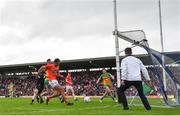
[84,96,91,103]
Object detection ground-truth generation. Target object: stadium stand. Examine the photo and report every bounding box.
[0,52,179,97]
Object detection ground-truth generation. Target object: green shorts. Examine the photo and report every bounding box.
[9,90,15,94]
[44,79,49,86]
[104,84,111,89]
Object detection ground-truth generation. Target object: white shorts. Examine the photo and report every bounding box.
[66,85,74,93]
[49,80,59,88]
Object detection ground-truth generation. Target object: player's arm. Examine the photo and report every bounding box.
[140,61,150,81]
[28,66,38,77]
[57,71,63,78]
[121,59,128,85]
[140,61,153,87]
[38,65,46,75]
[109,73,114,80]
[96,75,102,84]
[66,80,73,85]
[28,66,37,71]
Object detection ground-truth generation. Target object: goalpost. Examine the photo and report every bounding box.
[112,0,180,107]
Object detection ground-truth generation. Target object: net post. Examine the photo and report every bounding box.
[113,0,121,88]
[158,0,166,91]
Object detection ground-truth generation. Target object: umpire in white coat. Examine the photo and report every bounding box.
[118,47,151,110]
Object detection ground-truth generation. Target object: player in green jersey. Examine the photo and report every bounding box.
[96,69,117,103]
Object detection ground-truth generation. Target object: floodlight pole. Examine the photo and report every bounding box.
[158,0,166,91]
[113,0,121,88]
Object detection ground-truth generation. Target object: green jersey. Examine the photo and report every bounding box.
[99,72,113,86]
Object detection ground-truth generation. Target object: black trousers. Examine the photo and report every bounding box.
[117,81,151,110]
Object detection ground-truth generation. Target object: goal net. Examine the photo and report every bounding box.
[117,30,180,107]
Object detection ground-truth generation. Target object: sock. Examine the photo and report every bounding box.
[110,95,115,100]
[39,96,43,102]
[31,99,34,103]
[100,97,104,100]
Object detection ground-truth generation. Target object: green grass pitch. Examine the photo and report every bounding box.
[0,98,180,115]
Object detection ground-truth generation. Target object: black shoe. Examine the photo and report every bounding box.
[30,99,34,104]
[123,107,129,110]
[66,102,74,106]
[146,107,151,110]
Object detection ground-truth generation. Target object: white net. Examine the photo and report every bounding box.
[119,30,146,42]
[145,47,180,106]
[118,30,180,106]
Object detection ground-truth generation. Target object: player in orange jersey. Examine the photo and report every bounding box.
[65,72,78,101]
[40,59,52,96]
[38,58,73,106]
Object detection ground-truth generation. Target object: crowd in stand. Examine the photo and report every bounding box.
[0,71,117,97]
[0,76,36,96]
[0,67,179,97]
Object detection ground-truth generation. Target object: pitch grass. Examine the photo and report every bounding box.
[0,98,180,115]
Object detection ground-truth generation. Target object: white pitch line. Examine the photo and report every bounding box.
[13,103,173,114]
[129,104,172,108]
[13,105,114,113]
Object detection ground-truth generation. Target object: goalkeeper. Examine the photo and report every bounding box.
[117,47,151,110]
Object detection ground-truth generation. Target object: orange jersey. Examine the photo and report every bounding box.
[45,64,60,80]
[66,73,73,86]
[103,78,111,84]
[99,73,112,86]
